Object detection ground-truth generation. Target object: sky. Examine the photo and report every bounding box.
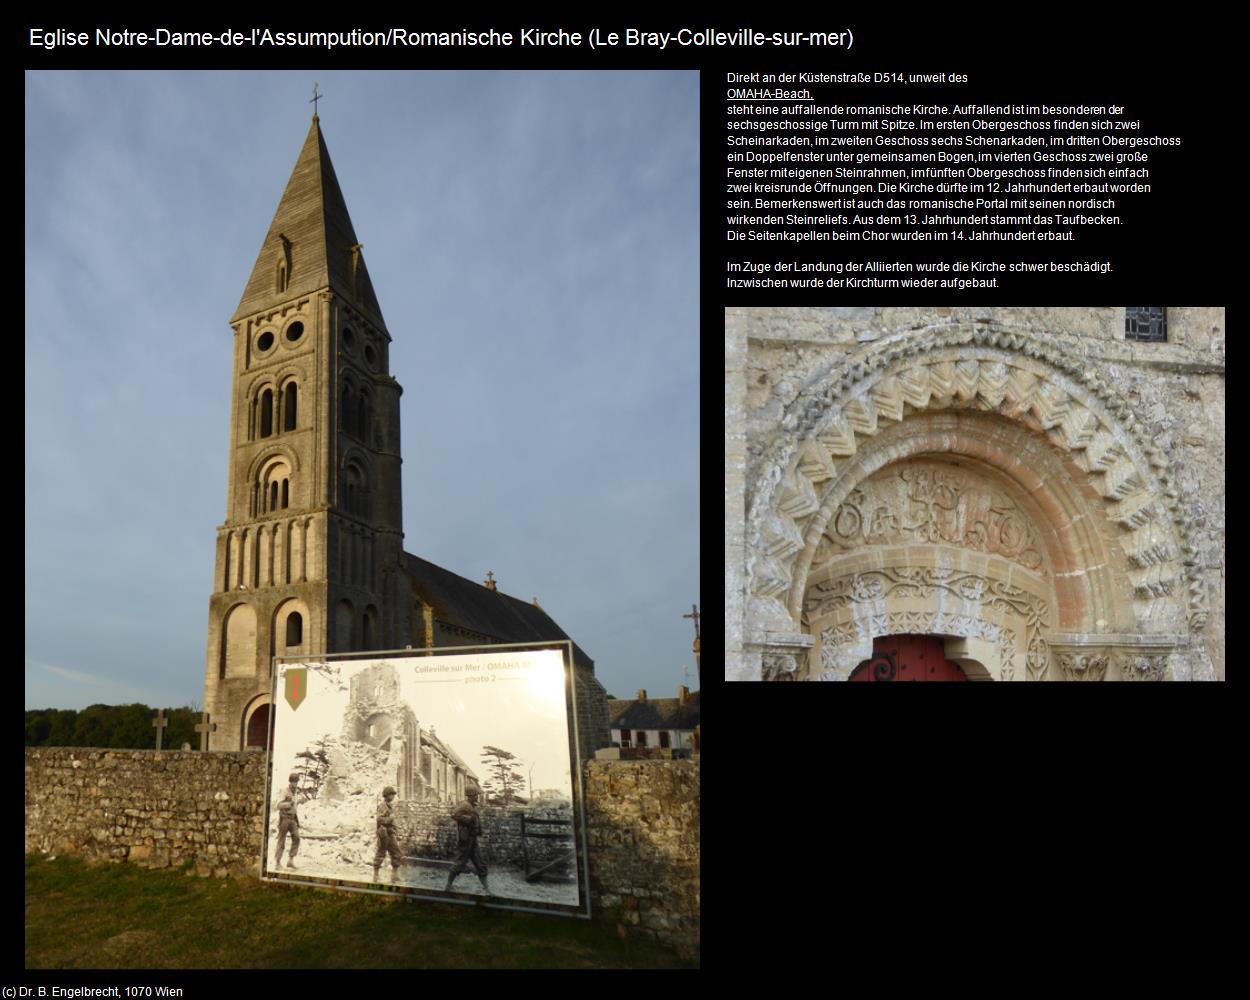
[25,70,699,713]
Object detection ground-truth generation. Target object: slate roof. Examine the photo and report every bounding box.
[607,691,700,732]
[403,553,595,671]
[233,117,386,329]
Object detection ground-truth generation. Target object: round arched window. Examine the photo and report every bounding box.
[286,612,303,646]
[342,326,355,351]
[364,344,377,369]
[257,331,275,352]
[286,321,304,343]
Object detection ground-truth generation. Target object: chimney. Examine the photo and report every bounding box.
[637,689,647,702]
[678,685,689,705]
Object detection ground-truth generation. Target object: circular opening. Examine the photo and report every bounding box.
[257,331,275,352]
[364,344,377,367]
[342,326,355,350]
[286,321,304,343]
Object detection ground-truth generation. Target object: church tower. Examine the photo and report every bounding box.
[204,113,409,749]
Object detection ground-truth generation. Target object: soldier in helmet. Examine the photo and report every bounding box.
[274,772,301,869]
[372,785,402,883]
[445,784,489,895]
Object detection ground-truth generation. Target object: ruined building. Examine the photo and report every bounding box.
[342,662,476,802]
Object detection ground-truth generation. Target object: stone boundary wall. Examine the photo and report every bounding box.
[24,749,266,877]
[24,749,699,959]
[584,758,699,958]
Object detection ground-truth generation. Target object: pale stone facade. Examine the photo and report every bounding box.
[205,116,608,746]
[727,307,1225,681]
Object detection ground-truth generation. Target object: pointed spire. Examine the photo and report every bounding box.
[233,118,386,329]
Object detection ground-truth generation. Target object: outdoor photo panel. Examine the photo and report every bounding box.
[262,645,588,916]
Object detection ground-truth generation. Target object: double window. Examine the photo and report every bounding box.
[253,382,298,439]
[255,458,293,516]
[341,379,371,442]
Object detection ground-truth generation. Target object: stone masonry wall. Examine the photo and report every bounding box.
[394,800,574,871]
[574,665,610,759]
[24,749,700,959]
[24,749,266,877]
[584,759,699,959]
[727,306,1225,681]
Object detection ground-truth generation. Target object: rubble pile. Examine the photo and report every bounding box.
[273,734,402,872]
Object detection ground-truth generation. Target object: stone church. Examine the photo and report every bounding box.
[203,114,608,747]
[727,307,1225,681]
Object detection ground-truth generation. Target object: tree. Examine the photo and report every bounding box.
[292,736,333,799]
[72,704,113,748]
[110,703,152,748]
[45,709,78,747]
[23,703,205,749]
[164,707,199,750]
[480,746,525,805]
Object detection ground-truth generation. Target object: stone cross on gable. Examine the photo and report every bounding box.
[195,712,218,752]
[152,709,167,750]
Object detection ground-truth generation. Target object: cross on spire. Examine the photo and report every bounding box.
[310,82,323,119]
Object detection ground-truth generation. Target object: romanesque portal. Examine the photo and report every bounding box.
[727,310,1223,682]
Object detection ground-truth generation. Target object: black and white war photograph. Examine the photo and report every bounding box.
[263,648,586,912]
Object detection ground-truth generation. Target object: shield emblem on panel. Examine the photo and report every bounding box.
[284,668,308,710]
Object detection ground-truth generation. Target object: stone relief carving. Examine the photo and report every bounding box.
[820,612,1016,681]
[811,566,1051,680]
[761,653,798,682]
[807,567,1047,622]
[1056,652,1109,682]
[748,326,1207,639]
[811,464,1045,574]
[1118,652,1167,682]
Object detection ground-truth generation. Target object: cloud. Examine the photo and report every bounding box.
[25,70,699,713]
[31,660,109,686]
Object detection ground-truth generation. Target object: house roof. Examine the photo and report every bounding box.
[607,691,700,732]
[403,553,594,671]
[233,116,386,329]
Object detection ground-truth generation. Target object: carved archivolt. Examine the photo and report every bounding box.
[747,324,1205,639]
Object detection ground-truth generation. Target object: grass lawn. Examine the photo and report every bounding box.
[25,854,695,969]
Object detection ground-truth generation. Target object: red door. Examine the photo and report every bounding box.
[246,704,274,749]
[849,635,969,682]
